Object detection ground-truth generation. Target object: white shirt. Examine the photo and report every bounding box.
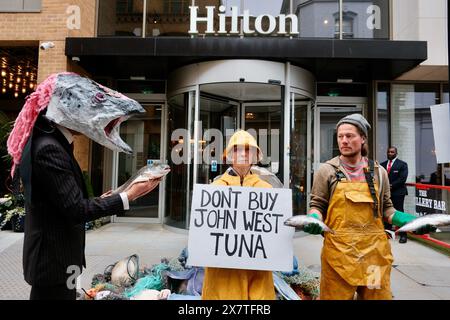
[387,157,397,168]
[55,125,129,210]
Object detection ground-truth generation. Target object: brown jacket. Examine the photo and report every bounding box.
[310,156,396,220]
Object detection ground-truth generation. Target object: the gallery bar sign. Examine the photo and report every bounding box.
[188,5,299,36]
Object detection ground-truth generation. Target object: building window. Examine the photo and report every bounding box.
[376,83,390,162]
[443,84,449,103]
[164,0,189,15]
[0,0,41,12]
[116,0,135,14]
[334,11,355,39]
[390,83,441,185]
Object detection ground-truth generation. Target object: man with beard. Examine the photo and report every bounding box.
[291,114,435,300]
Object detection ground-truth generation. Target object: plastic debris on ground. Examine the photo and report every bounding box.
[279,257,321,300]
[78,249,320,300]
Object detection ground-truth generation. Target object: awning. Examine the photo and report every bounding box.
[65,37,427,82]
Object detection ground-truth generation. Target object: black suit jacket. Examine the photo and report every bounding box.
[19,116,125,286]
[381,158,408,197]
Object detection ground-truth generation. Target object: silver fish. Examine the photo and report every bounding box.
[113,163,170,194]
[397,214,450,233]
[284,215,335,234]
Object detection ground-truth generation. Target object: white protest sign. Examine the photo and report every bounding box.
[430,103,450,164]
[187,184,294,272]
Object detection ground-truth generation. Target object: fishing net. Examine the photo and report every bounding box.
[281,266,321,299]
[124,263,170,298]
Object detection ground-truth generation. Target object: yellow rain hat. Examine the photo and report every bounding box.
[223,130,263,162]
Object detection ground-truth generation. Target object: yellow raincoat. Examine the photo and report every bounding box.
[321,179,394,300]
[201,170,276,300]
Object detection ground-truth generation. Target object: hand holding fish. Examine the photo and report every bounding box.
[395,214,450,234]
[112,163,170,195]
[284,212,334,234]
[125,177,162,202]
[100,190,113,198]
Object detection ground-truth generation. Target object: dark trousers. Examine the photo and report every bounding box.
[30,284,76,300]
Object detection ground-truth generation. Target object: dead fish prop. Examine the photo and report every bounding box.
[284,215,335,234]
[397,214,450,233]
[113,162,170,194]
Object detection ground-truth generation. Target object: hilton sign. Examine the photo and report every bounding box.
[188,5,299,36]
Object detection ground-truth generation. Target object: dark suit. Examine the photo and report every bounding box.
[381,158,408,231]
[19,115,125,299]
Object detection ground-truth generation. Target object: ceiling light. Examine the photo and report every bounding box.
[337,78,353,83]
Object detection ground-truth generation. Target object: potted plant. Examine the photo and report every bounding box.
[0,111,13,197]
[0,193,25,232]
[0,195,13,230]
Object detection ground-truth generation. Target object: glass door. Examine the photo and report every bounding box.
[197,93,239,185]
[242,102,283,182]
[115,104,163,220]
[290,93,312,216]
[314,103,364,170]
[165,90,196,229]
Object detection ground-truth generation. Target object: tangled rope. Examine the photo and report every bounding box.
[124,263,170,298]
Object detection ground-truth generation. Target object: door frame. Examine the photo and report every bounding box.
[112,94,167,224]
[289,90,313,212]
[313,96,367,171]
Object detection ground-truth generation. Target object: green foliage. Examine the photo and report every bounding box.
[0,111,12,166]
[0,193,25,229]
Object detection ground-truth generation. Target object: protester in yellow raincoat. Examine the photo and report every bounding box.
[201,130,276,300]
[298,114,435,300]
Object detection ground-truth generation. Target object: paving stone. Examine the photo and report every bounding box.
[1,224,449,300]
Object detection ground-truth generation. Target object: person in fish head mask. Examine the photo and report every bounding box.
[7,72,162,300]
[201,130,276,300]
[292,114,435,300]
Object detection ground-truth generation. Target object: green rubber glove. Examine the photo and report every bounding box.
[303,213,323,235]
[391,210,416,227]
[391,210,437,235]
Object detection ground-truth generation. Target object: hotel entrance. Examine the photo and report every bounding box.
[164,59,315,230]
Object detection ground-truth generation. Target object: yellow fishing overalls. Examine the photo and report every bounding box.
[320,176,394,300]
[201,171,276,300]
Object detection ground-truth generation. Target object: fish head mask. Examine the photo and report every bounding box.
[44,73,145,153]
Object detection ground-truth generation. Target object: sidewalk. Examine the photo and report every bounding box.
[0,223,449,300]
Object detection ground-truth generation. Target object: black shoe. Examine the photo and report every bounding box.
[399,233,407,244]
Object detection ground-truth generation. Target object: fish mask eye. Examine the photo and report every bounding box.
[92,92,106,105]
